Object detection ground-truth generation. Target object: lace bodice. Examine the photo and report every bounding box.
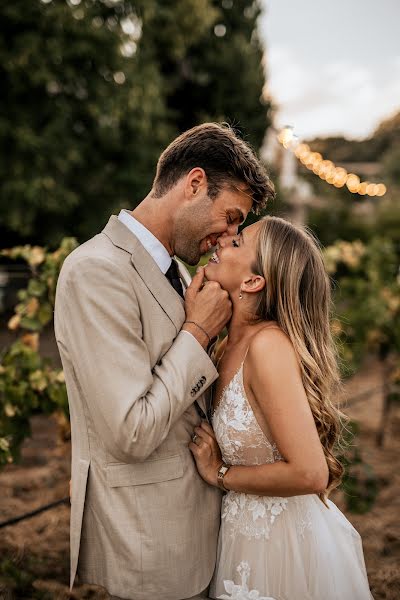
[212,362,288,542]
[210,363,373,600]
[212,363,283,467]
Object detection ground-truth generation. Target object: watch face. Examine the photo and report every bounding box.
[219,465,229,476]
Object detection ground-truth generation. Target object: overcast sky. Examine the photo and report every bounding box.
[259,0,400,139]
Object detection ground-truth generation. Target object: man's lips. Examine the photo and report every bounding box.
[204,235,219,251]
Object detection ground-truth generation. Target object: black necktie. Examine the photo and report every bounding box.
[165,259,184,299]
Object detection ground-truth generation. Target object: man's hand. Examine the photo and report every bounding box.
[183,267,232,348]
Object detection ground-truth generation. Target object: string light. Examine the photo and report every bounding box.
[277,127,387,197]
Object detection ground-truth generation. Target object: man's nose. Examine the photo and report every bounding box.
[227,223,239,236]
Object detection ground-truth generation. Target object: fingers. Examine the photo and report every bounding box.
[201,280,224,294]
[194,425,214,445]
[186,266,205,296]
[200,421,216,438]
[189,442,200,456]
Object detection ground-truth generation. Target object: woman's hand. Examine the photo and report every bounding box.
[189,421,224,487]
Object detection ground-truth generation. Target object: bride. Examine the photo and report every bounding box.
[189,216,373,600]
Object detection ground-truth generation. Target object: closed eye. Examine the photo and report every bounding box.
[232,238,239,247]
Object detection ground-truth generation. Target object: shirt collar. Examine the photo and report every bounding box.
[117,210,172,274]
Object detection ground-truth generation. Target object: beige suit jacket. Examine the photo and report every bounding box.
[54,215,222,600]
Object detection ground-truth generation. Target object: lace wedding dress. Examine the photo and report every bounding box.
[210,362,373,600]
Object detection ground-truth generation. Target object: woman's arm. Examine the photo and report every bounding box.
[190,328,329,496]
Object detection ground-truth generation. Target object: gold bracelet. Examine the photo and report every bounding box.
[184,321,212,344]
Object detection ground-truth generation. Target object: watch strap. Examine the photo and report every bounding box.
[217,462,230,491]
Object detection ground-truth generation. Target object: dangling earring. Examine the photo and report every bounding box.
[239,290,243,300]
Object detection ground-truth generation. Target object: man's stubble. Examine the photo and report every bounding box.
[172,195,214,266]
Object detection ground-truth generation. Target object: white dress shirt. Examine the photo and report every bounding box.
[118,209,171,274]
[117,208,202,349]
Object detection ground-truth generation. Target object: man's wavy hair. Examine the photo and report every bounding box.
[152,123,275,214]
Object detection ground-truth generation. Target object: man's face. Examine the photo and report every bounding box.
[173,183,254,265]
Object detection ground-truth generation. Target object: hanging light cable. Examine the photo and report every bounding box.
[276,127,387,197]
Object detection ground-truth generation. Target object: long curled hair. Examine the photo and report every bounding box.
[253,216,346,501]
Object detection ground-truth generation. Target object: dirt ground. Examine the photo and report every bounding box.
[0,355,399,600]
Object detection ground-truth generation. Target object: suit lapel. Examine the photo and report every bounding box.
[102,216,185,334]
[103,215,210,419]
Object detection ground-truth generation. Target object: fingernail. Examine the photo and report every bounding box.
[196,266,203,273]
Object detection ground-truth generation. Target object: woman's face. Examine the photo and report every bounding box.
[204,221,262,295]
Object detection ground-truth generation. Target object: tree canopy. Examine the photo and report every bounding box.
[0,0,270,246]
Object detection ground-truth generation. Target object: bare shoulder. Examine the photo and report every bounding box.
[247,325,300,377]
[248,325,295,358]
[246,326,305,416]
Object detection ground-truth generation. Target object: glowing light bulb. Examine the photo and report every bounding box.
[346,174,361,192]
[278,127,295,148]
[333,167,348,187]
[366,183,378,196]
[358,182,368,195]
[294,144,309,159]
[287,129,387,199]
[376,184,387,196]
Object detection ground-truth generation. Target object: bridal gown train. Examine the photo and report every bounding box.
[210,362,373,600]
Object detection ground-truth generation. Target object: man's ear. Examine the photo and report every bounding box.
[241,275,265,295]
[184,167,207,199]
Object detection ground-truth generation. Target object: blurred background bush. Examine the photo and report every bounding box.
[0,1,399,598]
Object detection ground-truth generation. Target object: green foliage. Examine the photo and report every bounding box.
[343,458,378,514]
[0,555,54,599]
[324,237,400,373]
[155,0,271,149]
[339,422,379,514]
[0,557,35,599]
[0,0,270,247]
[307,188,400,248]
[1,0,176,246]
[0,238,77,466]
[322,235,400,513]
[382,142,400,186]
[303,110,400,249]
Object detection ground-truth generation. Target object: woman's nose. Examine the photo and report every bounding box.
[217,234,232,247]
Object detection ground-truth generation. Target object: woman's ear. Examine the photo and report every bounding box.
[241,275,265,295]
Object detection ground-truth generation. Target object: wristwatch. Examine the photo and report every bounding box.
[217,462,231,491]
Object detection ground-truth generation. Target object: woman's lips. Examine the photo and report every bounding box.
[208,251,220,264]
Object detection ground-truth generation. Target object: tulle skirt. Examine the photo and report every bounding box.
[210,492,373,600]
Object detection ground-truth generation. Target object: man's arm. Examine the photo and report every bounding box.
[56,256,218,463]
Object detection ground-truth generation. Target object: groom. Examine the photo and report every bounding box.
[55,123,274,600]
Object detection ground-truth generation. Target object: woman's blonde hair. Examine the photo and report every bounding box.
[253,216,345,501]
